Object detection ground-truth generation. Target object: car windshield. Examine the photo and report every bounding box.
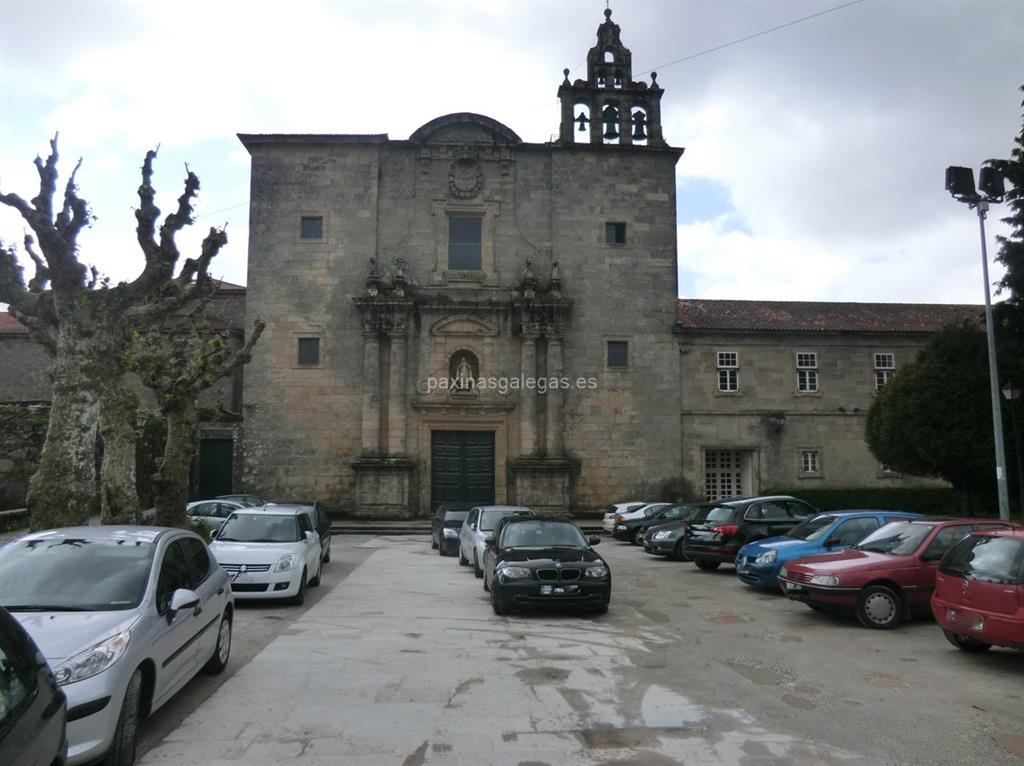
[501,521,588,548]
[644,504,669,517]
[854,522,934,555]
[480,509,531,531]
[0,537,155,611]
[941,536,1024,583]
[443,511,469,524]
[705,506,736,523]
[787,515,837,541]
[218,514,300,543]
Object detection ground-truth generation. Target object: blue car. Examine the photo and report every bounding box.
[735,510,924,590]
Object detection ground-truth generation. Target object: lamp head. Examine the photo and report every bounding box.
[945,166,976,201]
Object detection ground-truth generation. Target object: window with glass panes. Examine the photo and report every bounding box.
[796,352,818,392]
[800,450,820,474]
[874,353,895,390]
[717,351,739,392]
[448,216,482,270]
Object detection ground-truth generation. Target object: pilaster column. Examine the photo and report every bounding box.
[361,333,381,454]
[520,334,538,456]
[387,330,408,455]
[546,336,565,457]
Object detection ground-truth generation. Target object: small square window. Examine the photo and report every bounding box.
[607,340,628,368]
[796,352,817,369]
[297,337,320,366]
[605,222,627,245]
[800,450,820,474]
[717,351,738,368]
[300,216,323,239]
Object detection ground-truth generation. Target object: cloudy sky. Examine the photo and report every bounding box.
[1,0,1021,304]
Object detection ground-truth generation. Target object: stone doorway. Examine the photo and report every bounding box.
[430,430,495,513]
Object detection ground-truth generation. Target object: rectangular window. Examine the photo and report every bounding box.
[874,353,895,390]
[297,337,320,366]
[448,216,482,270]
[605,222,627,245]
[300,216,323,239]
[796,352,818,393]
[716,350,739,392]
[607,340,629,368]
[800,450,820,474]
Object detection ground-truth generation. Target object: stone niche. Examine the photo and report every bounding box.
[510,457,573,516]
[352,457,416,519]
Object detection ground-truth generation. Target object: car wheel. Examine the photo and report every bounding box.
[631,528,643,545]
[943,629,992,653]
[431,535,438,550]
[203,613,232,674]
[323,537,331,563]
[856,585,902,629]
[291,569,307,606]
[309,560,322,587]
[668,540,685,561]
[694,559,721,571]
[483,570,490,592]
[473,551,483,578]
[438,541,447,557]
[458,547,468,566]
[104,669,142,766]
[491,586,508,616]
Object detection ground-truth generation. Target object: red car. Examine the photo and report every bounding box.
[932,528,1024,652]
[778,518,1010,629]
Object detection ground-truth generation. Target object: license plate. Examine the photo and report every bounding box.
[540,585,577,595]
[785,581,802,593]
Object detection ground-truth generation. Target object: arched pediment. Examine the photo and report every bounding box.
[410,113,522,145]
[430,314,499,337]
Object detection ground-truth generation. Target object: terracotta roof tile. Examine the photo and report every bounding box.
[0,313,27,335]
[676,299,984,334]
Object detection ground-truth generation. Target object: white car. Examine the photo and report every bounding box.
[185,498,252,532]
[602,501,648,532]
[210,508,322,605]
[459,505,535,578]
[0,526,233,766]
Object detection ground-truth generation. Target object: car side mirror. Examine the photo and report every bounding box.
[825,537,844,548]
[920,550,943,562]
[304,530,316,543]
[484,536,496,548]
[209,526,218,540]
[168,588,200,621]
[589,536,601,546]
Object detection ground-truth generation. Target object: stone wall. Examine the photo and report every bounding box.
[0,403,49,510]
[0,336,52,403]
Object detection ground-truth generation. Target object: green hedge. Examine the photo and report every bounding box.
[762,487,997,518]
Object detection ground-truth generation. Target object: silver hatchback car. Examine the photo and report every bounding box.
[0,526,233,766]
[458,505,535,578]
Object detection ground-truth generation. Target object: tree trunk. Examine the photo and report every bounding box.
[27,331,100,530]
[152,402,198,528]
[99,378,141,524]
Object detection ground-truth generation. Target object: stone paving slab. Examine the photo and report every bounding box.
[138,535,872,766]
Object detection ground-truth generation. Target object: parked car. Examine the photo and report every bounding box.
[0,605,67,766]
[932,528,1024,652]
[482,517,611,615]
[433,506,472,557]
[607,502,670,536]
[779,518,1011,629]
[430,502,481,551]
[610,501,675,544]
[642,504,715,559]
[681,495,818,571]
[459,505,535,578]
[0,526,232,766]
[185,498,251,533]
[246,503,333,565]
[736,510,923,590]
[211,508,322,605]
[602,501,647,532]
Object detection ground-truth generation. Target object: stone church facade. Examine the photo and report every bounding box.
[239,10,682,516]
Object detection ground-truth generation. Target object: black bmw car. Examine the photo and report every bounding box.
[431,503,475,556]
[482,517,610,615]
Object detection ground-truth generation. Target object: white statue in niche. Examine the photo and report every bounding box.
[456,355,475,389]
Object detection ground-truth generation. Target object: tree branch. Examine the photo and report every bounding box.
[134,149,161,266]
[24,234,50,292]
[30,135,60,224]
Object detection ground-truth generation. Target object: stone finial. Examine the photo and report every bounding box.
[391,256,408,297]
[562,68,571,86]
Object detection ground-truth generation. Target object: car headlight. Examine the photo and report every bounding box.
[754,550,778,565]
[584,566,609,579]
[274,554,296,572]
[652,530,672,541]
[53,629,132,686]
[779,567,788,578]
[442,528,459,539]
[500,566,531,579]
[810,574,839,586]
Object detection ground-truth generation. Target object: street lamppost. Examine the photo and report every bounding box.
[1002,381,1023,519]
[945,162,1010,520]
